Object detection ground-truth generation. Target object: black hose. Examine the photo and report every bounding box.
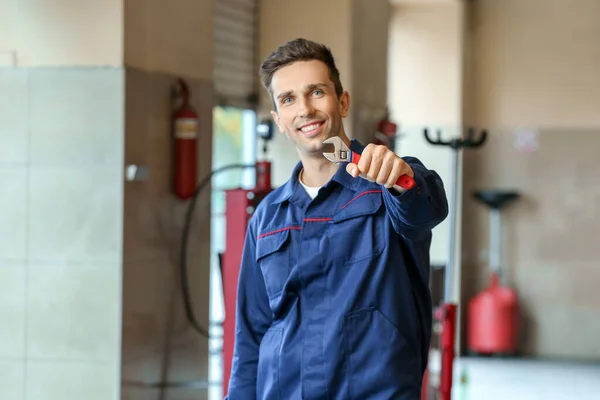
[180,163,257,339]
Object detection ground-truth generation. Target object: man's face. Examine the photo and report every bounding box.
[270,60,350,157]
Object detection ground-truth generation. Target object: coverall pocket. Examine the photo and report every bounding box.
[256,229,291,299]
[331,193,384,264]
[344,307,420,399]
[257,327,283,400]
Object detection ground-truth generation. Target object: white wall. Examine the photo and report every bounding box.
[388,2,465,268]
[0,0,213,80]
[0,0,123,66]
[467,0,600,128]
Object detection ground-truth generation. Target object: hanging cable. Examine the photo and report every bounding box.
[180,163,257,339]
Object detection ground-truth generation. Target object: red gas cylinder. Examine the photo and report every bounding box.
[467,274,519,355]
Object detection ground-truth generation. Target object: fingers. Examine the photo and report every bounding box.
[386,158,403,188]
[359,144,393,184]
[346,162,360,178]
[357,145,373,178]
[346,144,413,188]
[376,155,394,186]
[359,144,382,182]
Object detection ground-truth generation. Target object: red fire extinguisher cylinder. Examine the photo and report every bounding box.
[173,79,198,200]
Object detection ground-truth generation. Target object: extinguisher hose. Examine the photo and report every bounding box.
[180,163,257,340]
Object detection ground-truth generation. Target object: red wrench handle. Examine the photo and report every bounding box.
[351,152,417,190]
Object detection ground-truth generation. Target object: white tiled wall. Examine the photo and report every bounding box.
[28,169,122,263]
[28,69,124,168]
[26,263,121,361]
[0,70,28,164]
[0,359,25,399]
[0,67,124,400]
[0,168,28,260]
[0,262,26,358]
[26,361,118,400]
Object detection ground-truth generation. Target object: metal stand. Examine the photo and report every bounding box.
[473,190,520,285]
[490,208,501,282]
[423,128,487,400]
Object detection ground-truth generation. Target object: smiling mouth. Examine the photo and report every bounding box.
[298,121,325,134]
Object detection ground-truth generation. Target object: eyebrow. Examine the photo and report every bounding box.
[276,90,293,101]
[306,82,329,91]
[276,82,330,101]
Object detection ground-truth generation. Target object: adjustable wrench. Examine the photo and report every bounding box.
[323,136,416,190]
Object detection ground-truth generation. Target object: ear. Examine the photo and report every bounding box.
[339,91,351,118]
[270,110,285,133]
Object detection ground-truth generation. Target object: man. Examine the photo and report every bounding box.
[226,38,448,400]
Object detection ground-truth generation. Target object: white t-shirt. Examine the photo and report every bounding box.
[299,169,321,199]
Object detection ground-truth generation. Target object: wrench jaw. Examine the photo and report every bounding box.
[322,136,351,164]
[323,136,344,149]
[323,152,338,164]
[323,149,351,164]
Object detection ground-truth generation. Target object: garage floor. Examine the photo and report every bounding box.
[452,357,600,400]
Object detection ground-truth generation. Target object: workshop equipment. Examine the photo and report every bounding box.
[467,190,520,356]
[221,180,272,396]
[422,128,487,400]
[322,136,416,190]
[220,119,275,397]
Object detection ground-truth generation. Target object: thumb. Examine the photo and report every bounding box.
[346,163,359,178]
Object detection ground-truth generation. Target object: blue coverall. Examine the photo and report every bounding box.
[227,139,449,399]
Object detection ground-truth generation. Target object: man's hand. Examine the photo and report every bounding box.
[346,144,414,189]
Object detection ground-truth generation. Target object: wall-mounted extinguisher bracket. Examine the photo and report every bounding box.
[172,79,199,200]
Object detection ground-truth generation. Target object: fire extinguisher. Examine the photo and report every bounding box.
[172,79,198,200]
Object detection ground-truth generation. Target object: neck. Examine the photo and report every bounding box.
[300,157,338,187]
[299,133,351,187]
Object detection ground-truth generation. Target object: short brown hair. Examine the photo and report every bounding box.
[259,38,344,106]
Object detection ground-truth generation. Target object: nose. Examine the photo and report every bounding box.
[297,96,315,118]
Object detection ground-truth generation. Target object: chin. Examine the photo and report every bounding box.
[297,139,327,156]
[304,131,329,147]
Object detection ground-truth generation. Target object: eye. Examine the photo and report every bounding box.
[312,90,323,96]
[281,97,292,104]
